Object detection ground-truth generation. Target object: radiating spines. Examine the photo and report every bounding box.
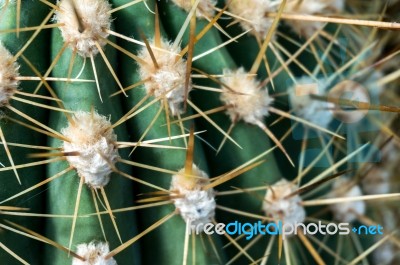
[288,77,334,129]
[170,164,216,228]
[284,0,345,37]
[172,0,217,18]
[137,38,191,116]
[61,111,118,188]
[228,0,280,38]
[55,0,112,57]
[0,43,19,108]
[220,67,273,125]
[228,0,345,38]
[263,178,306,230]
[328,177,365,223]
[72,241,117,265]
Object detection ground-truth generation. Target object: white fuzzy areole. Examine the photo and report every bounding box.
[228,0,344,37]
[55,0,111,57]
[170,164,216,228]
[228,0,280,37]
[172,0,217,18]
[62,111,118,189]
[72,241,116,265]
[372,209,398,265]
[329,177,365,223]
[329,80,371,123]
[284,0,345,37]
[0,43,19,108]
[362,167,391,195]
[362,139,397,195]
[138,39,190,116]
[220,67,274,125]
[263,179,306,228]
[288,77,334,129]
[373,241,397,265]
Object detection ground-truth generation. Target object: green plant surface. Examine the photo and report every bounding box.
[0,1,50,263]
[44,25,140,264]
[109,1,227,263]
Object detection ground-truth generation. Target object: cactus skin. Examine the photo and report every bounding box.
[110,1,227,263]
[0,1,50,263]
[0,1,399,264]
[44,24,139,265]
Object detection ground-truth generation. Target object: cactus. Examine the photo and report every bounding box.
[0,0,400,264]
